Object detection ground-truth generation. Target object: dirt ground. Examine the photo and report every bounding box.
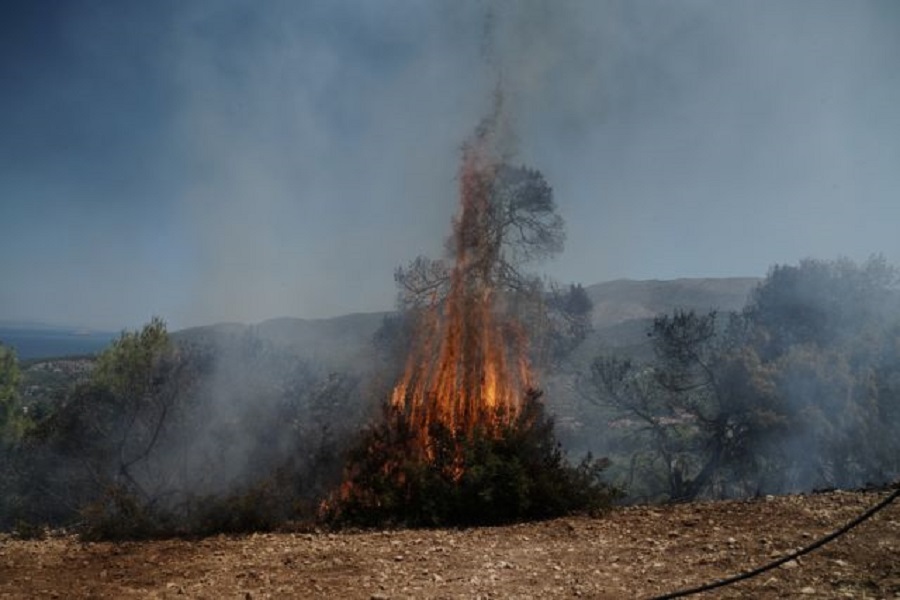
[1,490,898,599]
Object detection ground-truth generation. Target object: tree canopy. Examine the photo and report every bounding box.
[588,256,900,501]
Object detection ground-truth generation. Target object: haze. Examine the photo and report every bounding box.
[2,0,898,330]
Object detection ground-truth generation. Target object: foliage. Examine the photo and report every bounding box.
[323,390,619,528]
[0,344,34,531]
[0,343,28,443]
[11,252,899,537]
[539,283,594,366]
[395,165,563,310]
[588,256,900,501]
[6,319,189,533]
[746,255,897,358]
[391,160,587,367]
[589,311,784,501]
[0,317,371,539]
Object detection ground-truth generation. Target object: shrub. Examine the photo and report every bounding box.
[323,390,619,528]
[79,485,169,541]
[183,481,286,536]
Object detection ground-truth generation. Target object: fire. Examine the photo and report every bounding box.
[389,117,535,459]
[320,94,582,527]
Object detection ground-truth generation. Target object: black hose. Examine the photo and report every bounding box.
[646,486,900,599]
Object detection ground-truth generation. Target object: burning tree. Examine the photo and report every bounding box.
[390,102,563,459]
[324,97,616,527]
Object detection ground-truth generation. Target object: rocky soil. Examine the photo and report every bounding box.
[1,489,898,599]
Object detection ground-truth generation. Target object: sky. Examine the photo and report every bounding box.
[1,0,899,331]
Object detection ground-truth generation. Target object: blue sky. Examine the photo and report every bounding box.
[2,1,899,330]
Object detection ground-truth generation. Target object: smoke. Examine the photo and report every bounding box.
[574,256,900,500]
[165,0,899,326]
[3,1,897,329]
[95,1,900,499]
[7,3,900,540]
[482,1,900,287]
[164,3,483,326]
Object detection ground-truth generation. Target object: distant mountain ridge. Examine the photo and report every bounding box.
[172,311,390,372]
[558,277,761,368]
[172,277,762,369]
[4,278,762,361]
[585,277,760,328]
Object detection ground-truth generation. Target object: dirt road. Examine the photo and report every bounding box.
[2,490,898,599]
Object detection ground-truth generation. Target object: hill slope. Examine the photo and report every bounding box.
[585,277,759,328]
[570,277,759,362]
[3,278,760,362]
[173,311,389,373]
[172,277,761,367]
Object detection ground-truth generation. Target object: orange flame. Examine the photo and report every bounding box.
[318,97,542,521]
[390,129,535,459]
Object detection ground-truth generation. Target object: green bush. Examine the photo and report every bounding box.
[323,390,619,528]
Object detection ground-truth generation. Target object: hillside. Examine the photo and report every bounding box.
[585,277,759,328]
[172,311,389,373]
[158,277,760,450]
[9,276,762,460]
[11,277,761,433]
[2,278,760,363]
[169,277,760,369]
[566,277,760,366]
[1,489,896,599]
